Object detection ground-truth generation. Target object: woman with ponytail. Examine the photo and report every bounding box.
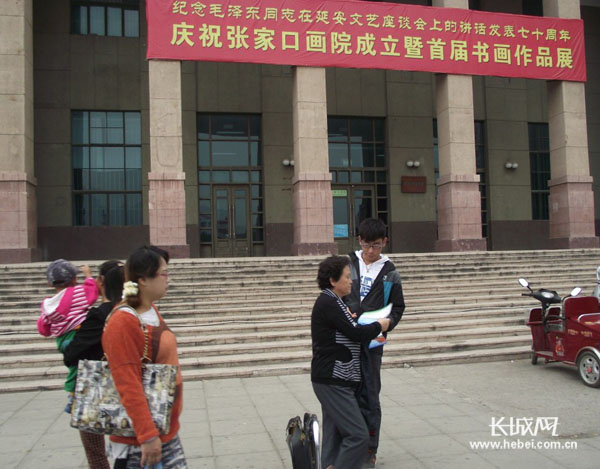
[102,246,187,469]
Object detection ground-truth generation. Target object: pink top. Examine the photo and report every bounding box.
[37,277,99,337]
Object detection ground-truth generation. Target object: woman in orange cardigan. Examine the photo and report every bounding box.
[103,246,186,469]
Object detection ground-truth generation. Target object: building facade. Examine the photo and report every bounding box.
[1,0,599,262]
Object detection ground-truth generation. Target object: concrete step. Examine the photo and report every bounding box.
[0,345,531,393]
[0,248,597,393]
[0,313,527,350]
[1,247,596,266]
[0,334,531,382]
[1,268,594,298]
[1,254,596,273]
[4,255,597,275]
[0,299,520,322]
[0,311,528,350]
[0,293,587,319]
[180,345,531,381]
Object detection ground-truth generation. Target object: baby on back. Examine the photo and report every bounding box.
[37,259,99,404]
[38,259,99,338]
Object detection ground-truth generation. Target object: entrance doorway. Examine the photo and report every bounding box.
[328,116,388,255]
[197,113,264,257]
[333,185,375,255]
[213,185,251,257]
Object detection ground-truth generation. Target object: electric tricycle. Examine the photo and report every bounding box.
[519,278,600,388]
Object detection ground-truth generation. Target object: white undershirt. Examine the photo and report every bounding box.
[355,250,389,302]
[122,305,159,326]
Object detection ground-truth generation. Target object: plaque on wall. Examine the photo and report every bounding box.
[401,176,427,193]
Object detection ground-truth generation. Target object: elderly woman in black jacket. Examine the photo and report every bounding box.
[311,255,390,469]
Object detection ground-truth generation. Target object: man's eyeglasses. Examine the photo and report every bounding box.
[360,242,384,250]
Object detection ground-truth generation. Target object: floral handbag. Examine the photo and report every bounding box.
[70,307,177,437]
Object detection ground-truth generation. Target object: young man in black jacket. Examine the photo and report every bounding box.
[343,218,405,468]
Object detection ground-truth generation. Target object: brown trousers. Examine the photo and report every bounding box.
[79,430,110,469]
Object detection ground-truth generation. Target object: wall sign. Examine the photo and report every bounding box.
[401,176,427,193]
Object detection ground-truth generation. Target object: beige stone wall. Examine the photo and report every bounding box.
[0,0,37,261]
[387,72,437,224]
[261,66,294,226]
[326,68,437,225]
[291,66,335,253]
[149,61,182,175]
[326,68,387,117]
[222,0,600,242]
[181,61,199,227]
[188,62,293,223]
[546,81,590,179]
[484,77,532,222]
[34,0,71,228]
[0,0,34,176]
[34,0,147,228]
[436,74,476,176]
[481,0,522,14]
[543,0,581,19]
[26,0,600,257]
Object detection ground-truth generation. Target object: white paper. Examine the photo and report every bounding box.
[357,303,392,325]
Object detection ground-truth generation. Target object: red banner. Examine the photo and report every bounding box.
[146,0,586,82]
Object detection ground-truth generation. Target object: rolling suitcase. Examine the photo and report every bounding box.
[285,412,321,469]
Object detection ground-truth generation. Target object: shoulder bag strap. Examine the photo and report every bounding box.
[109,305,151,364]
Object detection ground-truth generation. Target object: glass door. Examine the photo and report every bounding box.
[333,186,374,255]
[213,186,251,257]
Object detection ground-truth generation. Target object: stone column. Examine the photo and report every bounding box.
[148,60,190,257]
[291,66,337,255]
[543,0,598,248]
[433,0,486,252]
[0,0,38,263]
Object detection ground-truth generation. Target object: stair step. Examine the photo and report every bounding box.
[0,325,530,368]
[0,248,597,392]
[0,315,527,348]
[0,345,531,393]
[0,334,531,382]
[0,305,525,333]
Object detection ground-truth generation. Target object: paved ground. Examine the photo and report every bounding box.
[1,359,599,468]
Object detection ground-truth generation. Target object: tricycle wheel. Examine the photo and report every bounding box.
[577,351,600,388]
[531,353,538,365]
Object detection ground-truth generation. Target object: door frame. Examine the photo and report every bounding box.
[332,184,376,255]
[212,185,251,257]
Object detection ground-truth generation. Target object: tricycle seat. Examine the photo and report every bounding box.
[564,296,599,320]
[527,306,561,325]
